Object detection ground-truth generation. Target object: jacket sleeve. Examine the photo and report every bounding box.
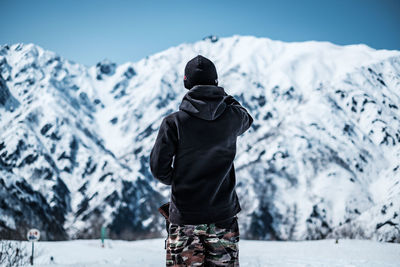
[149,116,178,185]
[224,95,254,136]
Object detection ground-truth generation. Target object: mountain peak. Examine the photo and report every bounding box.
[0,36,399,242]
[202,35,219,43]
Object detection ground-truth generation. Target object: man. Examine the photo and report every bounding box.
[150,55,253,266]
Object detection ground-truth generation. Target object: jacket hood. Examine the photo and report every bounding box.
[179,85,228,121]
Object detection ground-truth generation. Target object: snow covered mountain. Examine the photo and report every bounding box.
[1,35,399,242]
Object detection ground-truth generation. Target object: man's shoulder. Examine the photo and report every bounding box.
[164,110,190,121]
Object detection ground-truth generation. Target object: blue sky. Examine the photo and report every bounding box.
[1,0,399,66]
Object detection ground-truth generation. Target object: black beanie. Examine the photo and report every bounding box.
[184,55,218,89]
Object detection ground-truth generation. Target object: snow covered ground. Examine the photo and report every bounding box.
[21,238,400,267]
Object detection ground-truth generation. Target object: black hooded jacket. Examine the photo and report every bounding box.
[150,85,253,225]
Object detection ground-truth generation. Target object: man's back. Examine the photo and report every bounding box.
[157,84,253,225]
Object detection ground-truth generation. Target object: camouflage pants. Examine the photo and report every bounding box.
[166,216,240,266]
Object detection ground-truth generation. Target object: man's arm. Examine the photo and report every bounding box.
[149,116,178,185]
[224,95,254,136]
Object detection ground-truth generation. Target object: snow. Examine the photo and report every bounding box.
[1,36,400,241]
[19,238,400,267]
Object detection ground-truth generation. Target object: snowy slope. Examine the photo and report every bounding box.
[6,239,400,267]
[0,44,165,240]
[0,35,399,242]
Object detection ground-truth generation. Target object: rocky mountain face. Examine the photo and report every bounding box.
[1,35,399,242]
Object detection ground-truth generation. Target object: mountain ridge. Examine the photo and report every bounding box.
[1,36,399,242]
